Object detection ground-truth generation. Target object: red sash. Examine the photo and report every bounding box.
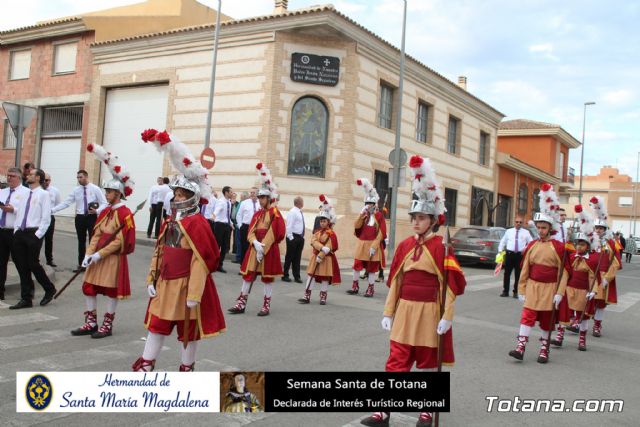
[529,264,558,283]
[568,270,589,290]
[400,270,439,302]
[160,246,193,280]
[255,228,267,242]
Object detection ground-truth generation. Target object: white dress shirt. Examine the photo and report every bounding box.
[286,206,305,239]
[236,198,260,225]
[147,184,160,205]
[163,190,174,217]
[553,222,569,245]
[498,227,533,253]
[14,187,51,239]
[0,185,30,229]
[45,186,61,208]
[52,183,108,215]
[156,184,172,205]
[213,196,233,224]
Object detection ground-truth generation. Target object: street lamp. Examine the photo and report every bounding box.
[577,101,596,203]
[204,0,222,149]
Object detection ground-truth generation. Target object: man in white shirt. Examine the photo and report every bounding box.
[42,173,61,267]
[283,196,305,283]
[162,188,174,219]
[497,216,533,298]
[235,187,259,265]
[0,167,30,304]
[9,168,57,309]
[52,170,108,272]
[210,186,234,273]
[146,177,163,239]
[553,207,569,246]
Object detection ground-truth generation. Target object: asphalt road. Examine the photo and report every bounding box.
[1,231,639,426]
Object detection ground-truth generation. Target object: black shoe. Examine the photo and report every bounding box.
[294,278,303,284]
[500,292,509,297]
[217,268,227,273]
[40,290,56,306]
[10,300,33,310]
[512,293,518,299]
[46,261,57,268]
[72,266,86,273]
[147,234,151,238]
[360,413,390,426]
[282,277,291,282]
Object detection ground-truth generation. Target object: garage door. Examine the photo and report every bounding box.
[40,138,81,217]
[101,85,169,230]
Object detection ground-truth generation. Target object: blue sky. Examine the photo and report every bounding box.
[2,0,638,177]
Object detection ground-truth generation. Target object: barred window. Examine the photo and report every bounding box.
[447,116,460,154]
[518,184,528,214]
[379,83,394,129]
[479,131,489,165]
[41,105,83,137]
[416,102,429,143]
[3,119,17,149]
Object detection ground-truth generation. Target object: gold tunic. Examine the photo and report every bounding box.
[244,213,277,276]
[383,236,456,347]
[567,256,595,312]
[353,214,384,262]
[518,240,568,311]
[83,209,124,289]
[306,229,337,282]
[145,230,208,321]
[595,243,619,301]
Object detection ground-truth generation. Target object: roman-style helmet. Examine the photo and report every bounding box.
[256,162,278,202]
[141,128,212,218]
[590,196,608,229]
[318,194,336,224]
[357,178,379,204]
[86,144,134,200]
[572,204,596,248]
[534,183,560,234]
[407,155,446,225]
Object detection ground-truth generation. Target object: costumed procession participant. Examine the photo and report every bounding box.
[228,162,285,316]
[587,195,620,338]
[222,373,263,413]
[298,194,340,305]
[508,183,568,364]
[71,145,136,338]
[132,129,226,372]
[347,178,386,297]
[552,204,599,350]
[361,156,466,427]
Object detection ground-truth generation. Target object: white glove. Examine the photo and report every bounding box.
[437,319,452,335]
[361,206,369,215]
[147,284,157,298]
[601,278,609,288]
[553,294,562,309]
[252,240,264,254]
[316,255,323,263]
[81,255,92,268]
[381,316,392,331]
[90,252,102,264]
[586,291,596,300]
[369,247,376,257]
[256,251,264,263]
[186,300,198,308]
[518,294,525,303]
[321,246,330,255]
[384,238,389,246]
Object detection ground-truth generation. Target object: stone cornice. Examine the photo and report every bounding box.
[0,20,87,45]
[498,127,581,148]
[497,152,560,184]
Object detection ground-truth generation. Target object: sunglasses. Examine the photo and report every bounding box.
[515,221,523,224]
[44,179,51,182]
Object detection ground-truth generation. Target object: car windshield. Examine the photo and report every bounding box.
[454,229,490,239]
[489,229,505,239]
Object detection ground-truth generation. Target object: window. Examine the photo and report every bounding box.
[471,186,493,226]
[53,42,78,74]
[447,116,460,154]
[287,96,328,177]
[532,188,540,212]
[479,131,489,165]
[416,101,429,143]
[518,184,528,214]
[3,119,17,149]
[444,188,457,226]
[495,194,512,227]
[557,151,564,178]
[9,49,31,80]
[374,170,391,219]
[379,83,394,129]
[42,105,83,137]
[619,196,632,207]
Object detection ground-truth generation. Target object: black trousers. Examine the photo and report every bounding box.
[283,234,304,280]
[75,214,97,267]
[43,215,55,263]
[239,223,250,263]
[213,222,231,269]
[0,228,27,299]
[13,229,55,302]
[503,251,523,294]
[147,203,164,238]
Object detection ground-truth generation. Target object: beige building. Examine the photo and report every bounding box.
[85,3,504,258]
[567,166,640,236]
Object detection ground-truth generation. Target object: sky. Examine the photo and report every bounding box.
[1,0,638,178]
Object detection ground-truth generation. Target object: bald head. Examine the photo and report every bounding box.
[294,196,304,208]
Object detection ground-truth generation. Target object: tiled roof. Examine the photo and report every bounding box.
[0,17,82,35]
[90,4,503,117]
[499,119,560,130]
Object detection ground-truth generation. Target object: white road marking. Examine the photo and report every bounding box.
[0,313,58,328]
[606,292,640,313]
[0,329,71,350]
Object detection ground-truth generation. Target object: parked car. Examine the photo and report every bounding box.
[451,226,506,266]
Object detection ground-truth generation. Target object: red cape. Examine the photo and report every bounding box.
[312,228,341,284]
[241,206,286,276]
[355,211,387,268]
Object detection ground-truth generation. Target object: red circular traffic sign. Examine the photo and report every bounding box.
[200,147,216,169]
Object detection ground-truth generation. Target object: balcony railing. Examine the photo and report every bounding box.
[566,167,575,185]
